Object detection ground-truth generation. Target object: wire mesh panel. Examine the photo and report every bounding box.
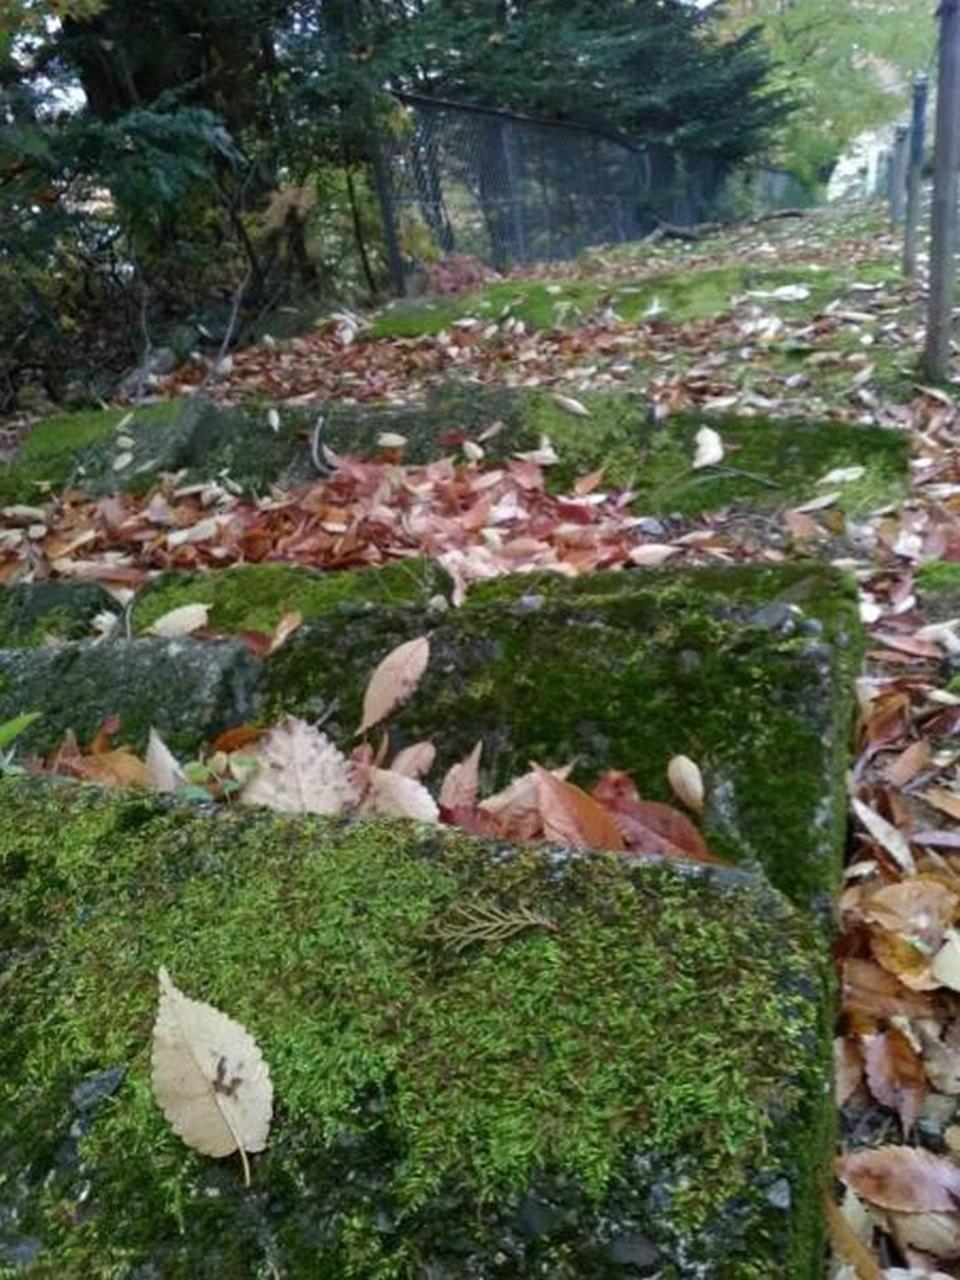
[386,93,725,278]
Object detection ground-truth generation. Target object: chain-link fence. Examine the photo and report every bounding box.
[383,93,729,282]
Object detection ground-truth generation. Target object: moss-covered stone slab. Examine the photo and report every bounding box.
[0,637,259,755]
[4,385,907,518]
[260,563,860,907]
[0,778,831,1278]
[0,580,117,647]
[132,559,452,637]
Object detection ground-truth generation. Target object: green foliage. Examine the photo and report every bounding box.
[720,0,937,184]
[0,710,40,751]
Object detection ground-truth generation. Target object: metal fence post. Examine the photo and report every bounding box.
[904,72,929,278]
[890,123,910,224]
[925,0,960,380]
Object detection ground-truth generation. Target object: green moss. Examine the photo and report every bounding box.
[370,264,853,340]
[133,560,453,636]
[0,778,829,1276]
[0,402,184,506]
[916,560,960,622]
[0,581,117,648]
[261,564,861,907]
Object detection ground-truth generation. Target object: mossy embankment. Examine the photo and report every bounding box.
[2,386,908,518]
[0,778,831,1278]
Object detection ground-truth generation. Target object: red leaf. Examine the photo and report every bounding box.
[533,765,624,852]
[591,770,721,864]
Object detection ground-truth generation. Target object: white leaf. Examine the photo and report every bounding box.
[692,426,724,470]
[145,728,186,792]
[359,768,439,822]
[151,968,272,1184]
[628,544,680,567]
[266,408,280,434]
[551,394,591,418]
[146,603,211,638]
[390,741,436,779]
[793,491,841,513]
[667,755,704,814]
[439,741,483,810]
[851,797,916,874]
[356,636,430,736]
[514,434,559,466]
[933,930,960,993]
[818,466,866,486]
[377,432,408,450]
[240,717,357,815]
[113,451,133,472]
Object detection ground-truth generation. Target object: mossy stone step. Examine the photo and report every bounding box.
[0,563,860,907]
[0,778,830,1278]
[2,384,908,517]
[0,579,116,647]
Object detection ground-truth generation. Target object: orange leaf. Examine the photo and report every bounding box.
[573,467,606,496]
[74,747,150,789]
[836,1145,960,1213]
[841,958,938,1021]
[591,770,720,863]
[209,724,266,755]
[533,765,624,853]
[820,1191,883,1280]
[885,739,932,788]
[439,741,483,811]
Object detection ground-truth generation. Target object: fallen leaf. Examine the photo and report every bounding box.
[836,1146,960,1213]
[390,741,436,778]
[146,603,211,638]
[692,425,724,470]
[534,764,625,852]
[923,788,960,822]
[852,798,916,873]
[145,728,186,792]
[151,967,272,1185]
[628,544,680,567]
[835,1036,864,1105]
[356,636,430,736]
[268,610,302,654]
[478,763,573,841]
[842,958,938,1020]
[551,393,590,418]
[358,767,439,822]
[240,717,357,815]
[439,740,483,811]
[884,1209,960,1259]
[819,465,867,486]
[863,1028,926,1132]
[73,747,150,788]
[667,755,704,814]
[886,741,932,788]
[574,467,606,496]
[821,1189,883,1280]
[933,930,960,993]
[591,770,718,862]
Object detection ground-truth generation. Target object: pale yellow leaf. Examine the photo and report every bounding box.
[151,967,272,1184]
[439,741,483,811]
[551,393,591,418]
[359,768,439,822]
[851,798,916,873]
[692,426,724,470]
[239,716,357,815]
[667,755,704,814]
[933,929,960,992]
[356,636,430,736]
[145,728,185,792]
[268,610,302,654]
[390,741,436,779]
[146,603,211,638]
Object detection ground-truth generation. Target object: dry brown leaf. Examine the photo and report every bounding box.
[478,764,573,841]
[358,767,439,822]
[924,788,960,822]
[666,755,704,814]
[356,636,430,736]
[886,740,933,787]
[573,467,606,496]
[151,967,272,1185]
[835,1036,864,1105]
[884,1208,960,1259]
[239,716,357,815]
[390,741,436,779]
[863,879,959,953]
[917,1021,960,1094]
[836,1146,960,1213]
[821,1189,883,1280]
[869,927,940,992]
[268,610,302,654]
[439,741,483,811]
[145,728,186,792]
[74,747,150,788]
[863,1028,926,1132]
[534,765,625,853]
[146,602,211,638]
[852,798,917,873]
[842,959,938,1021]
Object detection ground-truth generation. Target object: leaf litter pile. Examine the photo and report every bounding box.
[12,207,960,1263]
